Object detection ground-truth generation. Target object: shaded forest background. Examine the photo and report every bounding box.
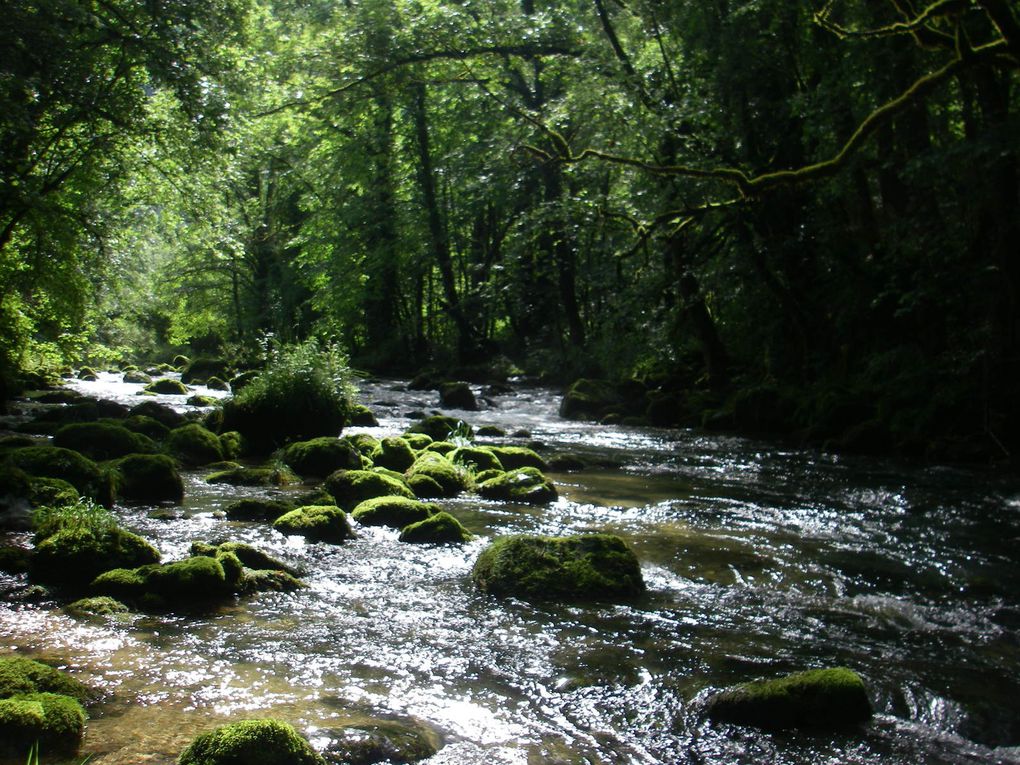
[1,0,1018,461]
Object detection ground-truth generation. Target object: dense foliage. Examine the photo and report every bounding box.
[2,0,1018,458]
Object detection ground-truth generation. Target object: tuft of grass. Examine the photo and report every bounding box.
[32,499,115,543]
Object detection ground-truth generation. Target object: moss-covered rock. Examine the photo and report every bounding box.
[402,433,433,450]
[348,404,379,426]
[240,568,306,593]
[406,415,470,442]
[31,511,161,588]
[471,534,645,602]
[205,466,298,487]
[0,692,87,757]
[488,446,548,471]
[351,496,438,529]
[206,376,230,391]
[178,718,326,765]
[477,467,557,505]
[404,453,468,498]
[130,400,187,428]
[166,423,225,467]
[110,414,171,441]
[273,505,355,543]
[449,446,502,473]
[187,394,220,408]
[191,541,301,577]
[345,433,381,457]
[145,378,189,395]
[422,440,456,456]
[406,473,445,499]
[281,437,362,478]
[0,545,32,573]
[123,370,152,384]
[3,446,114,506]
[473,468,504,484]
[51,422,157,461]
[181,358,231,385]
[65,596,130,617]
[438,381,478,410]
[559,378,625,421]
[224,497,293,522]
[324,469,414,511]
[92,556,232,606]
[398,511,471,545]
[172,354,191,370]
[111,453,184,504]
[0,657,92,703]
[368,437,416,472]
[704,667,873,730]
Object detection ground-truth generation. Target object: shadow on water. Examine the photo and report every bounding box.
[1,376,1019,763]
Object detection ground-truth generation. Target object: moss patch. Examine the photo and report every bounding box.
[52,422,158,461]
[324,469,414,510]
[273,505,355,543]
[477,467,557,504]
[351,496,438,529]
[471,534,645,603]
[370,437,417,472]
[65,596,130,617]
[111,453,184,504]
[165,423,225,467]
[0,656,92,703]
[281,437,362,478]
[145,378,189,395]
[705,667,873,730]
[450,446,502,473]
[488,446,548,471]
[205,466,298,487]
[4,446,115,507]
[0,692,87,757]
[399,512,471,545]
[406,415,471,442]
[404,454,469,498]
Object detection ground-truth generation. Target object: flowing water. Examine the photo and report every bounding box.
[2,374,1019,764]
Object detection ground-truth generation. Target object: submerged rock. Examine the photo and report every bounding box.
[320,715,441,765]
[704,667,873,730]
[64,596,131,617]
[179,718,325,765]
[471,534,645,603]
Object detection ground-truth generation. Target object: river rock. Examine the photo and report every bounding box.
[471,534,645,602]
[404,453,469,498]
[0,692,87,758]
[704,667,873,729]
[178,718,325,765]
[166,423,225,466]
[320,715,441,764]
[273,505,355,543]
[282,436,362,478]
[370,436,417,472]
[477,467,557,504]
[439,381,478,410]
[111,453,184,504]
[398,511,471,545]
[52,421,158,461]
[325,469,415,510]
[351,496,438,529]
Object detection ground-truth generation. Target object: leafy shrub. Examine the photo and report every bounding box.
[221,339,355,452]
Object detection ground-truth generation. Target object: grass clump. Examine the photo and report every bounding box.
[221,339,355,452]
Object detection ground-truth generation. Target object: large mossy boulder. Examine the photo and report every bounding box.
[26,476,85,511]
[348,404,379,426]
[369,436,417,472]
[477,467,557,505]
[145,378,189,395]
[165,423,225,467]
[559,378,623,421]
[181,357,231,385]
[488,446,548,471]
[0,692,87,758]
[282,437,362,478]
[32,519,161,588]
[351,496,438,529]
[178,718,326,765]
[191,541,301,578]
[112,414,171,441]
[471,534,645,602]
[345,433,380,457]
[4,446,115,506]
[129,400,187,428]
[52,422,158,461]
[405,415,470,442]
[404,454,468,498]
[273,505,355,543]
[398,511,471,545]
[324,469,414,511]
[91,556,232,607]
[704,667,873,730]
[112,453,184,504]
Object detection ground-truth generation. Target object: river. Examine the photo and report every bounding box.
[1,373,1019,764]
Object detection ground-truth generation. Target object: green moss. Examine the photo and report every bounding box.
[398,511,471,545]
[92,557,232,606]
[205,466,297,487]
[52,422,158,461]
[166,423,224,466]
[111,453,184,504]
[216,550,245,588]
[187,395,220,407]
[5,446,115,507]
[31,509,161,588]
[344,433,381,456]
[178,718,326,765]
[89,566,151,601]
[123,370,152,384]
[65,596,130,617]
[351,496,438,529]
[0,657,92,703]
[402,433,433,450]
[115,414,171,441]
[27,476,79,508]
[224,498,293,521]
[281,437,362,478]
[473,469,504,484]
[471,534,645,603]
[129,400,187,428]
[370,437,417,472]
[0,692,86,757]
[422,440,456,455]
[206,376,230,391]
[145,378,189,395]
[477,467,558,504]
[239,569,306,594]
[348,404,379,426]
[273,505,355,543]
[0,545,32,574]
[406,415,471,441]
[705,667,873,729]
[324,469,414,510]
[488,446,548,471]
[191,541,301,577]
[407,473,445,499]
[219,431,243,459]
[404,454,469,498]
[450,446,502,473]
